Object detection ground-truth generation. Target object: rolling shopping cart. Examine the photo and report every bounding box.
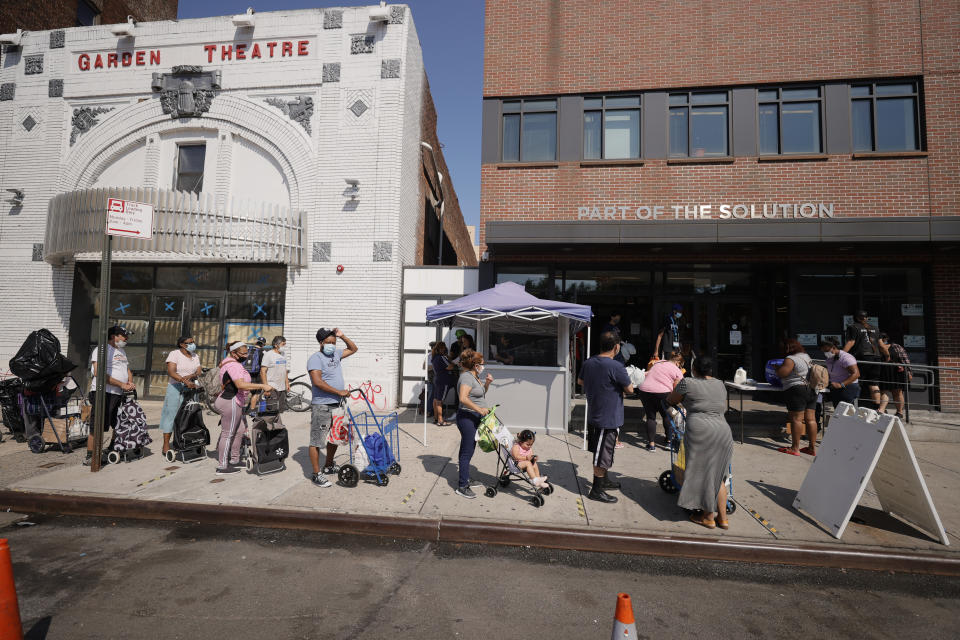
[336,388,401,487]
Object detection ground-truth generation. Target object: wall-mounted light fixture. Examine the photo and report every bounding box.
[5,188,24,206]
[0,29,23,46]
[369,1,391,22]
[344,178,360,201]
[232,7,256,28]
[110,16,136,37]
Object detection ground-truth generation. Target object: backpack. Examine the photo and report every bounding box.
[807,362,829,392]
[363,432,395,468]
[242,346,264,376]
[198,367,223,398]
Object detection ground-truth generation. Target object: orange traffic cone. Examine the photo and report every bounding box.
[0,539,23,640]
[611,592,636,639]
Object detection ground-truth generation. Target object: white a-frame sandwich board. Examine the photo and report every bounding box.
[793,402,949,545]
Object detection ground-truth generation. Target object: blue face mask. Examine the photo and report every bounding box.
[322,344,335,356]
[185,343,197,353]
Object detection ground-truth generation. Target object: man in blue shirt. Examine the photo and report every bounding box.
[578,331,634,503]
[307,327,358,487]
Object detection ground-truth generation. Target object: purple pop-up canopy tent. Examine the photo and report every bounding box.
[421,282,593,445]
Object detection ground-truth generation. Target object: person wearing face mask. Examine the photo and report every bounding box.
[214,342,275,475]
[819,337,860,412]
[653,304,685,362]
[84,325,136,466]
[307,327,358,487]
[260,335,291,404]
[158,335,201,455]
[454,349,494,499]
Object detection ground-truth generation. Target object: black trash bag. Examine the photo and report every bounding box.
[9,329,76,392]
[0,378,25,438]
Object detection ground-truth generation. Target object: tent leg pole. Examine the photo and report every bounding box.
[423,344,429,447]
[583,325,590,451]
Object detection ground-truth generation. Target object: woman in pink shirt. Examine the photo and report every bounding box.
[637,351,685,451]
[213,342,274,475]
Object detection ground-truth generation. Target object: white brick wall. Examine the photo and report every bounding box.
[0,5,427,407]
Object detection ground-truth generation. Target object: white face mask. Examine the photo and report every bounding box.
[476,364,485,375]
[824,351,835,359]
[277,346,286,354]
[115,340,127,348]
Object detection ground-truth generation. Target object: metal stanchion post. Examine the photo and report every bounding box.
[91,234,112,472]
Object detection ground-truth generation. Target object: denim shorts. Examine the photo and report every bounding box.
[310,404,334,447]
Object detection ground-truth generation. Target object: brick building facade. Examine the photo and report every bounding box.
[480,0,960,410]
[1,0,179,34]
[0,4,474,407]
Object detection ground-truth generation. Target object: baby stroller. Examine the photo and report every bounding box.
[658,402,736,515]
[239,393,289,476]
[107,391,152,464]
[479,406,553,508]
[165,389,210,463]
[337,389,401,487]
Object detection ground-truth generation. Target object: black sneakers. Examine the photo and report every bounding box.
[588,489,618,503]
[455,486,476,499]
[215,466,240,475]
[321,464,340,474]
[311,473,332,488]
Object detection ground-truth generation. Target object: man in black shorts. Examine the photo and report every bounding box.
[578,331,634,503]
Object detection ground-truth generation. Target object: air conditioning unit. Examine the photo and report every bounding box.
[369,3,391,22]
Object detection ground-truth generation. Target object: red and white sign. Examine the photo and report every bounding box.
[106,198,154,239]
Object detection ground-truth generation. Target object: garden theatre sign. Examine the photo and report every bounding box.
[76,39,313,71]
[577,203,836,221]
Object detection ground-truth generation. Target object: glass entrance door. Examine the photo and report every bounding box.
[146,293,225,396]
[708,300,755,382]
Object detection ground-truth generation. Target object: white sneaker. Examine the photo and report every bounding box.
[311,473,332,488]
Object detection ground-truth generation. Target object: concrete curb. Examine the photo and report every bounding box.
[2,490,958,576]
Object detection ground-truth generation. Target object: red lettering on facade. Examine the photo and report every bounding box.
[94,54,104,69]
[221,45,233,60]
[107,53,118,68]
[281,41,293,57]
[236,44,246,60]
[298,40,309,56]
[78,53,90,71]
[150,50,161,65]
[204,44,217,63]
[135,51,145,65]
[267,42,277,57]
[251,43,261,59]
[121,52,132,67]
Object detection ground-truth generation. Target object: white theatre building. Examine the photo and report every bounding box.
[0,4,475,406]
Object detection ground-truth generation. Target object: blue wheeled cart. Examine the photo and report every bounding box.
[658,401,736,515]
[336,389,401,487]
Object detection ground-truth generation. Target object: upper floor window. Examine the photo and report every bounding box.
[758,87,823,155]
[583,95,641,160]
[851,82,920,152]
[502,99,557,162]
[77,0,101,26]
[175,144,206,194]
[668,91,729,158]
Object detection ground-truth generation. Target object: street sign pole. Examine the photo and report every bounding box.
[91,231,112,472]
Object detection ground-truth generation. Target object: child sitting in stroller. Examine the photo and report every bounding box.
[511,430,550,489]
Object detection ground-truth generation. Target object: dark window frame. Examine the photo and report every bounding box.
[582,94,643,160]
[76,0,101,26]
[757,85,825,155]
[668,90,731,158]
[850,80,922,152]
[174,143,206,194]
[500,98,559,163]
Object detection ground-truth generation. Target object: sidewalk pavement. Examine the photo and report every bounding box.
[1,400,958,564]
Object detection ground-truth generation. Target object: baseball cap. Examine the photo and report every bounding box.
[455,329,466,338]
[108,325,129,338]
[316,327,335,343]
[672,303,683,311]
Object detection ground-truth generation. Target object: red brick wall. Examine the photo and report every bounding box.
[1,0,178,34]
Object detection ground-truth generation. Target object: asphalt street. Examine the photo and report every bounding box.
[3,515,959,640]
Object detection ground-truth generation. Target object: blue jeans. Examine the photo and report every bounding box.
[455,410,480,488]
[159,382,187,434]
[827,383,860,409]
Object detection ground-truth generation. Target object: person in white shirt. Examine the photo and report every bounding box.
[158,335,202,455]
[85,325,135,465]
[260,336,290,404]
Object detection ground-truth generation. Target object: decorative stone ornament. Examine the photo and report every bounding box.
[351,35,375,54]
[48,79,63,98]
[349,99,368,117]
[24,55,43,75]
[373,241,393,262]
[265,96,314,134]
[389,6,405,24]
[70,106,114,145]
[152,66,221,119]
[32,244,44,261]
[381,59,401,79]
[50,30,65,49]
[312,242,331,262]
[0,83,15,101]
[322,63,341,83]
[324,9,343,29]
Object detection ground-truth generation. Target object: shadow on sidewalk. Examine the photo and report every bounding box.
[746,480,824,531]
[24,615,52,640]
[622,478,690,523]
[292,446,314,479]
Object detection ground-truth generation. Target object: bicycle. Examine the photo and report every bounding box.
[284,374,312,412]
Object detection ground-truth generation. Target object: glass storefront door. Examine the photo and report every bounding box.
[710,300,755,382]
[148,293,226,395]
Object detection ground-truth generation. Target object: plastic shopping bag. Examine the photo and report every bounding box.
[626,365,646,387]
[354,442,370,470]
[329,405,350,446]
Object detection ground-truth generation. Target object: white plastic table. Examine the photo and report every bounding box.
[724,381,783,444]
